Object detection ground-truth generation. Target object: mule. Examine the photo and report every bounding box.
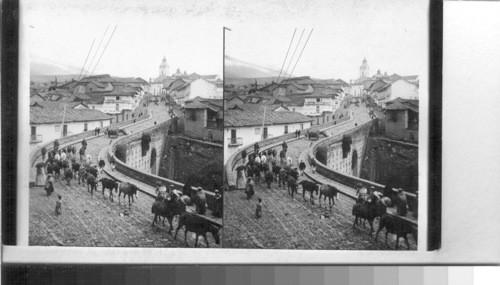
[151,193,185,233]
[298,180,318,204]
[78,167,88,186]
[174,213,221,248]
[118,182,139,206]
[287,177,298,198]
[86,174,97,196]
[278,169,288,188]
[375,214,414,250]
[352,196,387,235]
[272,164,281,182]
[264,171,274,189]
[318,184,339,211]
[99,177,119,201]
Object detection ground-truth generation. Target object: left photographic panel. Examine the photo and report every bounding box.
[25,1,223,247]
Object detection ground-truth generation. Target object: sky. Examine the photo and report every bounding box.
[25,0,225,80]
[25,0,428,81]
[224,0,429,81]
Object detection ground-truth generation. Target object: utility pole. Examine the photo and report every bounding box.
[60,102,67,138]
[223,27,231,111]
[261,104,267,141]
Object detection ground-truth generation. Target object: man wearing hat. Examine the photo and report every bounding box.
[394,188,408,216]
[245,177,255,200]
[356,184,368,202]
[213,189,223,218]
[192,187,207,215]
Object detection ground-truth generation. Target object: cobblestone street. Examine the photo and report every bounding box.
[224,104,417,250]
[30,103,221,248]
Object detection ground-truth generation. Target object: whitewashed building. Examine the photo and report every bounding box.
[372,79,419,107]
[224,109,312,163]
[30,101,112,147]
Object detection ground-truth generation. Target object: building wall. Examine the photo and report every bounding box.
[85,82,113,93]
[190,79,220,99]
[224,121,312,163]
[102,95,135,114]
[30,119,111,147]
[316,120,373,178]
[391,79,419,100]
[150,83,163,95]
[385,109,419,142]
[184,109,223,142]
[308,111,334,126]
[117,121,171,176]
[350,84,364,97]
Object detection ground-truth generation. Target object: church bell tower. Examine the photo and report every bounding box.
[159,56,169,77]
[359,57,370,79]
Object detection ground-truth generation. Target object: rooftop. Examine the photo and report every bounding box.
[31,102,111,124]
[384,98,419,112]
[225,109,312,127]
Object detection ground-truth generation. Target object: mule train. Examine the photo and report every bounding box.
[240,150,416,249]
[151,189,220,248]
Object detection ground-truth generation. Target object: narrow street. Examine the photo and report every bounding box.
[29,102,221,247]
[224,103,417,250]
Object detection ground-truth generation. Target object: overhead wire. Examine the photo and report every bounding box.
[286,28,314,81]
[281,28,305,83]
[77,38,95,81]
[83,25,109,79]
[276,28,297,83]
[279,28,314,96]
[90,25,118,77]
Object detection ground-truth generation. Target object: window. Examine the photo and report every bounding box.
[84,123,88,131]
[300,124,303,130]
[255,127,260,135]
[116,96,120,100]
[284,125,288,134]
[100,121,103,127]
[316,106,320,113]
[92,106,95,109]
[292,108,295,112]
[90,88,93,91]
[316,98,321,102]
[116,103,120,111]
[54,124,61,132]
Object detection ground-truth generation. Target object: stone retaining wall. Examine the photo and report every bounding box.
[30,114,151,180]
[108,117,218,211]
[307,119,418,213]
[225,114,353,190]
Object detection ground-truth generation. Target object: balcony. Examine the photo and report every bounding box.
[228,137,243,147]
[30,134,43,143]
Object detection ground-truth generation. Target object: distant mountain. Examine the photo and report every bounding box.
[30,61,86,83]
[225,77,280,86]
[225,61,282,78]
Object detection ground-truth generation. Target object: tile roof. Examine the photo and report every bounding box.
[290,82,306,90]
[302,92,338,98]
[85,93,106,104]
[31,102,111,124]
[200,74,219,80]
[225,110,312,127]
[384,98,419,112]
[186,96,223,108]
[228,103,286,112]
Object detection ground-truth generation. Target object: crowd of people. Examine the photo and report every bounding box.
[355,183,409,217]
[153,181,223,219]
[235,138,411,220]
[35,138,106,216]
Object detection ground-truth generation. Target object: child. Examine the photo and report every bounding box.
[55,195,62,215]
[255,198,262,219]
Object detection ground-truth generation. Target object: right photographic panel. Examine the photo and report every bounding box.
[223,0,429,250]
